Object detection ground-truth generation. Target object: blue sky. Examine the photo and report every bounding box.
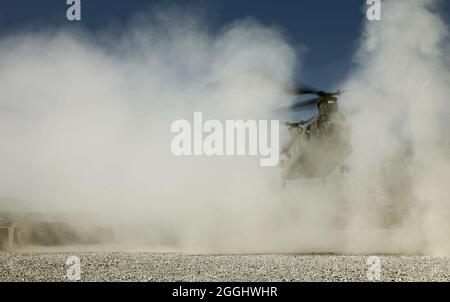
[0,0,449,89]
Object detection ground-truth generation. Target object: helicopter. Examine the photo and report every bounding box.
[276,86,352,182]
[205,73,352,180]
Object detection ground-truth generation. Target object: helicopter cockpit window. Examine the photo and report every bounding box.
[321,98,338,113]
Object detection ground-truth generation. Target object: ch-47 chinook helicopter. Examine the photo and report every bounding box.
[275,86,352,183]
[206,73,352,182]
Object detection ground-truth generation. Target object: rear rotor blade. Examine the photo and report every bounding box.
[289,97,321,111]
[286,85,321,95]
[273,96,321,113]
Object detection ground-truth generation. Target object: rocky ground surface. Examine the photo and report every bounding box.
[1,248,450,281]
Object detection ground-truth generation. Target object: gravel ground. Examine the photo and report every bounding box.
[1,249,450,281]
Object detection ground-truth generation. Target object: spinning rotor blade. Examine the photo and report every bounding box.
[286,85,321,95]
[289,97,322,110]
[274,96,321,112]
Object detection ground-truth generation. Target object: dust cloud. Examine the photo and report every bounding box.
[0,1,449,255]
[338,0,450,255]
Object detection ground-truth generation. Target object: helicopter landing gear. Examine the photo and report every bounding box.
[281,178,286,189]
[340,163,350,174]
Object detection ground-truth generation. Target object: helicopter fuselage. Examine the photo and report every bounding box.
[280,109,352,179]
